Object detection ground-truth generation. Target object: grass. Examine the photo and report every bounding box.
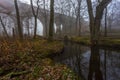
[70,36,90,45]
[0,39,78,80]
[70,36,120,47]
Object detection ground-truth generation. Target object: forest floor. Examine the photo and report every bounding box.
[0,38,78,80]
[70,36,120,49]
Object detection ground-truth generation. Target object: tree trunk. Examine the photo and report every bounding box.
[48,0,54,41]
[30,0,39,39]
[43,0,48,37]
[26,19,30,36]
[14,0,23,40]
[33,16,37,38]
[86,0,95,44]
[0,16,9,38]
[13,28,15,38]
[77,0,82,36]
[104,8,107,37]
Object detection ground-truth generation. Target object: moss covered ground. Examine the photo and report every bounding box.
[70,36,120,48]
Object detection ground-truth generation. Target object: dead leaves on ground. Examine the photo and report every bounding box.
[0,39,77,80]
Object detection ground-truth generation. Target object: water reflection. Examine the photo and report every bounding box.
[88,45,103,80]
[53,41,120,80]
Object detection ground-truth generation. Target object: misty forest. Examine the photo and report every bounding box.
[0,0,120,80]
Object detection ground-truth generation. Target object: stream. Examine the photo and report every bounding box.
[53,41,120,80]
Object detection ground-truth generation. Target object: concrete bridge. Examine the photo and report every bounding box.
[0,2,88,37]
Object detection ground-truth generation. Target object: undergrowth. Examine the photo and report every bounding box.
[0,39,78,80]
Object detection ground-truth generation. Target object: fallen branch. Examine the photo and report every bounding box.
[8,70,32,78]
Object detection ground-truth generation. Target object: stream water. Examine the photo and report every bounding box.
[53,41,120,80]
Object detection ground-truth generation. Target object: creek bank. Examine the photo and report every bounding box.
[0,39,78,80]
[70,37,120,50]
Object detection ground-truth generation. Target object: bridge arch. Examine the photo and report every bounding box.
[22,17,44,36]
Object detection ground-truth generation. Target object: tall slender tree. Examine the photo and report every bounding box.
[0,16,9,38]
[104,7,107,37]
[43,0,48,37]
[48,0,54,41]
[14,0,23,40]
[30,0,40,38]
[77,0,82,36]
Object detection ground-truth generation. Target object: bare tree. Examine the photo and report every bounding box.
[24,18,30,37]
[0,16,9,38]
[48,0,54,41]
[104,7,107,37]
[67,0,87,36]
[86,0,112,44]
[43,0,48,37]
[30,0,40,38]
[14,0,23,40]
[76,0,82,36]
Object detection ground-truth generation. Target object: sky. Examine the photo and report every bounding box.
[0,0,120,13]
[20,0,120,3]
[20,0,30,4]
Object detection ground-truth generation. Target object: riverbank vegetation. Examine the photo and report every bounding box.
[0,39,78,80]
[71,36,120,48]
